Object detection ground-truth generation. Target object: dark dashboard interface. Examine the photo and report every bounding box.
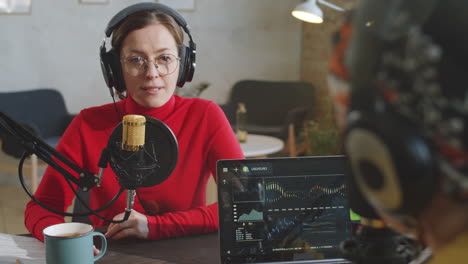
[217,156,351,264]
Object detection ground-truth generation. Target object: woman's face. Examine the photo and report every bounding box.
[120,23,180,108]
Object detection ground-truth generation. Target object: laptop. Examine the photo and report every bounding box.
[217,156,352,264]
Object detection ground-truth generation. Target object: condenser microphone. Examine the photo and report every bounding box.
[108,115,178,189]
[121,115,146,213]
[122,115,146,151]
[106,114,179,217]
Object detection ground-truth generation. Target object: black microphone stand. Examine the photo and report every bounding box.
[0,112,130,223]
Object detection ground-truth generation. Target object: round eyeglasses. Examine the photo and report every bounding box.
[121,54,180,77]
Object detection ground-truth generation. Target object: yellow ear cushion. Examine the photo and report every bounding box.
[347,128,403,211]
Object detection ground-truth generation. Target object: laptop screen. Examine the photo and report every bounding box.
[217,156,351,264]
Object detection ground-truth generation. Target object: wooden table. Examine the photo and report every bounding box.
[98,233,219,264]
[3,231,219,264]
[239,134,284,158]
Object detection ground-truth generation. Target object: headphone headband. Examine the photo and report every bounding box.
[104,2,195,50]
[105,2,188,37]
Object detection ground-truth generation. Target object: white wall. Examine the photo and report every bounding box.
[0,0,302,113]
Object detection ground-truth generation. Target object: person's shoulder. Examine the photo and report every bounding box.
[78,101,122,124]
[175,95,213,106]
[174,95,219,111]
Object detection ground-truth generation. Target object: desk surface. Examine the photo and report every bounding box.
[98,232,219,264]
[239,134,284,157]
[2,232,219,264]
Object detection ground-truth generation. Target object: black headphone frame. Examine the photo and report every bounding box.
[100,2,196,97]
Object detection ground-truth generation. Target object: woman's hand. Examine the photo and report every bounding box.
[93,246,100,256]
[105,210,149,240]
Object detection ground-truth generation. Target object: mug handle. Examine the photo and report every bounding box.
[91,232,108,261]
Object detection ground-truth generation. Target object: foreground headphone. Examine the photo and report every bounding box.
[344,0,468,218]
[100,2,196,96]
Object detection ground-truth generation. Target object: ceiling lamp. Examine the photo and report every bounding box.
[292,0,345,24]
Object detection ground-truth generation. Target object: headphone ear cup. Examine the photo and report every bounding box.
[100,45,115,90]
[185,46,196,83]
[345,111,438,217]
[107,49,126,94]
[176,45,196,88]
[177,46,187,88]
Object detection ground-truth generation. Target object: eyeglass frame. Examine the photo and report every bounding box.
[120,54,181,77]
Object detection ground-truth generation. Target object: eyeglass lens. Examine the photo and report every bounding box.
[123,54,179,76]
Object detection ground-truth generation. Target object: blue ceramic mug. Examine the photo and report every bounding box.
[43,222,107,264]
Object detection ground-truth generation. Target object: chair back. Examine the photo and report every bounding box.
[229,80,315,127]
[0,89,69,138]
[0,89,72,158]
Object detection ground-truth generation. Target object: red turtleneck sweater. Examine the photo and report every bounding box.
[24,95,244,241]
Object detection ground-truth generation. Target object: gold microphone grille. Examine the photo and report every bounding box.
[122,115,146,152]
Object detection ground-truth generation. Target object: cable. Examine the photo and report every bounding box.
[18,152,129,223]
[111,93,122,122]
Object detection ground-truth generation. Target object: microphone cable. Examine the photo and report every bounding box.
[18,152,131,223]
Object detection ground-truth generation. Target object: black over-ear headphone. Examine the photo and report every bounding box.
[100,2,196,96]
[342,0,466,218]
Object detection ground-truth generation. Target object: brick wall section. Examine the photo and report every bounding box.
[300,0,359,119]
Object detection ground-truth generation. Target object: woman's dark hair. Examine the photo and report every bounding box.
[112,10,184,50]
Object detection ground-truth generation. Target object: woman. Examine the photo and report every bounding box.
[24,3,244,241]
